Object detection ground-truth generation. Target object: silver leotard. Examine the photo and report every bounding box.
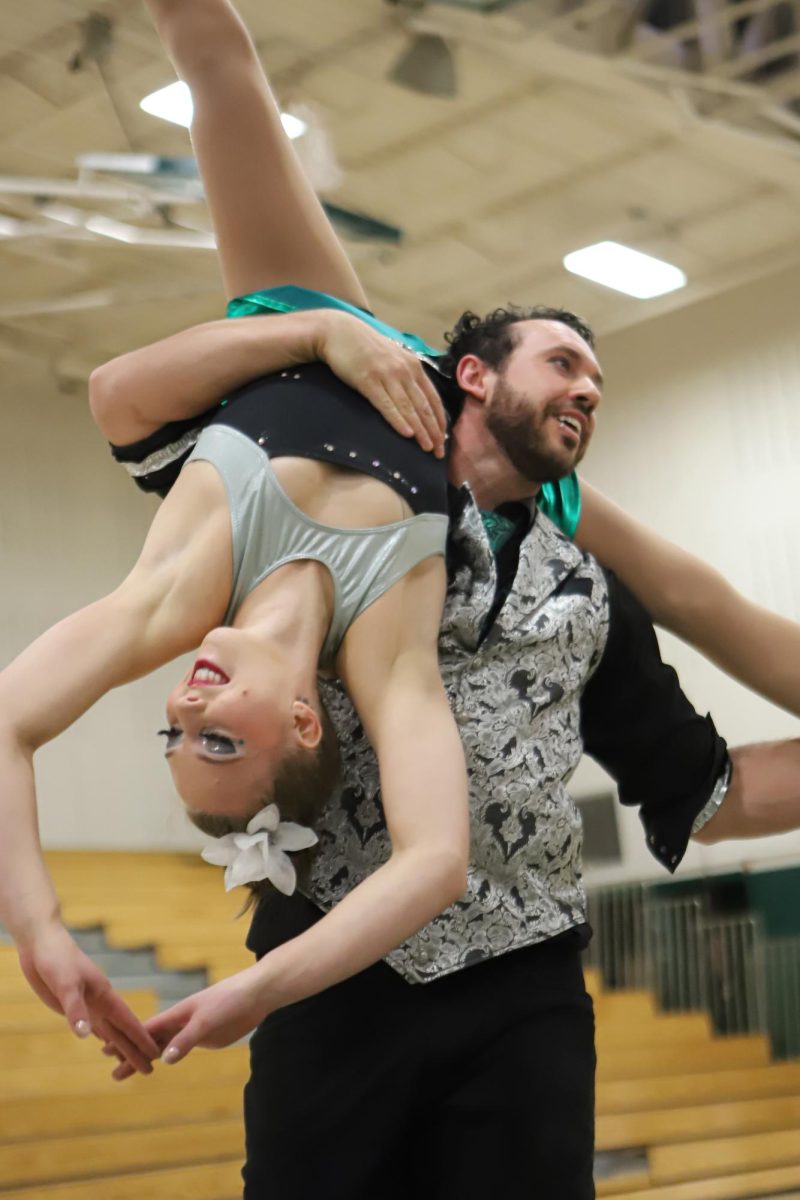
[186,424,448,668]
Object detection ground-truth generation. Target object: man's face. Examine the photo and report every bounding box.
[482,319,603,484]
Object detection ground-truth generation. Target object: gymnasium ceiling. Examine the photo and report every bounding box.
[2,0,800,390]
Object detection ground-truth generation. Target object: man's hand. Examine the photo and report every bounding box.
[315,311,448,458]
[106,964,269,1081]
[17,920,159,1073]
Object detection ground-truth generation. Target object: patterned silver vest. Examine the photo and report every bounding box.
[310,488,610,983]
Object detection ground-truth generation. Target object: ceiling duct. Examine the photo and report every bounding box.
[73,154,404,244]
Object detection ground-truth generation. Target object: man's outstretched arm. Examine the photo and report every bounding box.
[581,571,800,871]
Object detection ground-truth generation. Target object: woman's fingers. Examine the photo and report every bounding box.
[368,381,428,448]
[389,383,435,451]
[143,1001,192,1058]
[322,318,447,455]
[99,991,161,1062]
[407,376,447,456]
[160,1017,203,1065]
[414,362,447,435]
[99,1038,142,1083]
[94,1016,154,1075]
[394,358,446,455]
[376,366,447,456]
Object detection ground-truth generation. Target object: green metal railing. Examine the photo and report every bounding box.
[585,881,799,1059]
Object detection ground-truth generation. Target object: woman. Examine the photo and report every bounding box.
[3,0,793,1090]
[75,0,798,1074]
[0,144,478,1087]
[0,308,474,1056]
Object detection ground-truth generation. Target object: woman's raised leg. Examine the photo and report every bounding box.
[143,0,368,307]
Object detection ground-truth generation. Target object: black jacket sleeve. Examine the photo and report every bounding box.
[580,570,729,873]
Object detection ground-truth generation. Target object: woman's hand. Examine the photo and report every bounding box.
[314,311,448,457]
[17,920,159,1073]
[107,964,269,1080]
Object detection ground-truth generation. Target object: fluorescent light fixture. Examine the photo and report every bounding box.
[78,152,164,175]
[563,241,686,299]
[280,111,308,140]
[140,81,307,139]
[140,81,193,128]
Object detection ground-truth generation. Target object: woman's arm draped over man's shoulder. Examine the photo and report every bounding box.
[90,309,446,453]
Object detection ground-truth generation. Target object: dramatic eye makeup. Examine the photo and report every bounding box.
[198,732,242,757]
[158,726,183,753]
[157,727,245,757]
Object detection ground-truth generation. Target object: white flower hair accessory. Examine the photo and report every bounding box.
[200,804,318,896]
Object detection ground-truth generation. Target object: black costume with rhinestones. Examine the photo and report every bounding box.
[211,361,448,515]
[110,361,449,515]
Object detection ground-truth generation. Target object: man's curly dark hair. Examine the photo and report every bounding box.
[439,305,595,382]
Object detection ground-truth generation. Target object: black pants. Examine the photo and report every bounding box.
[242,937,595,1199]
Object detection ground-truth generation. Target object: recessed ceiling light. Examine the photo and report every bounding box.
[563,241,687,299]
[140,81,307,140]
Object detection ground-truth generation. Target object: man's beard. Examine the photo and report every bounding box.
[485,376,586,484]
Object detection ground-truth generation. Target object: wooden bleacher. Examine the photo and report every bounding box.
[584,970,800,1199]
[0,1161,243,1200]
[0,852,248,1198]
[1,856,799,1198]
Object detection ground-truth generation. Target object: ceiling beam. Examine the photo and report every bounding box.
[710,29,800,79]
[0,281,217,322]
[625,0,788,61]
[0,175,198,207]
[695,0,735,68]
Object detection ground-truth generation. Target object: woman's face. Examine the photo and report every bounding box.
[162,629,295,819]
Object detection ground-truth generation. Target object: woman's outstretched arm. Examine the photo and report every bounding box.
[0,477,228,1051]
[143,0,367,307]
[0,589,176,1068]
[575,480,800,717]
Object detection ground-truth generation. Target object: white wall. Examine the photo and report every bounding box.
[3,262,799,860]
[2,360,202,851]
[575,262,800,885]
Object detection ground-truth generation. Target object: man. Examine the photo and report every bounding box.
[95,2,800,1196]
[97,291,799,1199]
